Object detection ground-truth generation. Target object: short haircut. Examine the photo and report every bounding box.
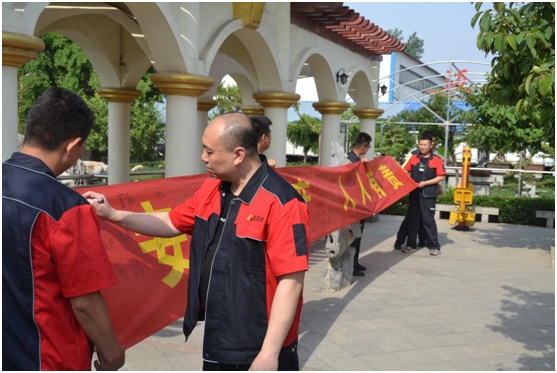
[219,112,259,157]
[354,132,372,147]
[250,115,272,138]
[419,134,433,143]
[23,88,94,152]
[422,130,436,140]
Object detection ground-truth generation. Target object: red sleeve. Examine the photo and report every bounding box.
[266,199,310,277]
[169,194,197,235]
[50,205,117,298]
[403,155,415,172]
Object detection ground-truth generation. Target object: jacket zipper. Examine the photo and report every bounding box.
[202,196,238,361]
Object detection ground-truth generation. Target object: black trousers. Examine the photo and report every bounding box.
[350,218,366,268]
[405,193,440,250]
[394,215,426,247]
[202,339,299,371]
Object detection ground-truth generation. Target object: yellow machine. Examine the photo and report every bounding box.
[449,146,476,230]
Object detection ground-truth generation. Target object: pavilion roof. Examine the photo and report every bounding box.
[291,2,406,61]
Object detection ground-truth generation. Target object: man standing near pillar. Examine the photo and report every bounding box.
[85,112,310,370]
[346,132,373,276]
[250,114,276,168]
[2,88,125,370]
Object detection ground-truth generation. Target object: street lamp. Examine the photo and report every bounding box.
[380,84,388,96]
[336,69,348,85]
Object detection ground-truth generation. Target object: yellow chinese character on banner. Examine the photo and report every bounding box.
[135,201,189,288]
[378,164,404,190]
[338,175,357,211]
[291,178,312,202]
[366,171,387,198]
[356,173,372,205]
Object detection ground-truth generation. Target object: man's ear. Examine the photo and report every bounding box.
[65,137,83,157]
[233,147,246,166]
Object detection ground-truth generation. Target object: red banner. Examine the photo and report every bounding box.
[82,156,415,348]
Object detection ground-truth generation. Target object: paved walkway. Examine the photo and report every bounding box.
[120,215,555,371]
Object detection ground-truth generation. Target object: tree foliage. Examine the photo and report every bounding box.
[377,121,416,163]
[462,86,547,163]
[287,103,321,164]
[384,92,466,164]
[17,32,165,162]
[471,2,555,135]
[386,28,425,60]
[210,82,243,119]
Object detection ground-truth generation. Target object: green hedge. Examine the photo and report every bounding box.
[381,191,555,227]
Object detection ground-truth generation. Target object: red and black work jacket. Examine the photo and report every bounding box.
[169,157,310,365]
[404,153,446,199]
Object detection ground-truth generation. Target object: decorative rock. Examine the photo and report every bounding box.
[314,221,361,293]
[131,164,144,172]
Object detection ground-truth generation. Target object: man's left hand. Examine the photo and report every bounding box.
[249,351,278,371]
[418,181,427,188]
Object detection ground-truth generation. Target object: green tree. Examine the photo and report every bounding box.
[462,87,546,165]
[287,103,321,164]
[471,2,555,135]
[210,82,243,119]
[386,28,425,60]
[17,32,164,162]
[377,121,415,163]
[386,92,465,164]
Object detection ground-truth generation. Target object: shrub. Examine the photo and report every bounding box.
[380,189,555,227]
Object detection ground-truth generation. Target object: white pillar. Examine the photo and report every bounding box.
[166,95,198,177]
[150,73,215,178]
[313,102,350,166]
[3,66,18,160]
[97,89,141,185]
[196,99,216,174]
[253,92,300,168]
[2,32,45,160]
[354,108,384,160]
[107,102,131,184]
[263,107,289,167]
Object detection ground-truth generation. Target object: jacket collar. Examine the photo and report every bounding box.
[4,152,57,178]
[218,154,270,205]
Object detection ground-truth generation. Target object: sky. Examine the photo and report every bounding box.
[345,1,493,67]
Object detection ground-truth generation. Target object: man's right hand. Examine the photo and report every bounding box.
[83,191,114,220]
[94,345,125,371]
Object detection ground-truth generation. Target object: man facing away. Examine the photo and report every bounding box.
[346,132,372,276]
[401,134,446,255]
[2,88,125,370]
[250,114,276,168]
[84,112,310,371]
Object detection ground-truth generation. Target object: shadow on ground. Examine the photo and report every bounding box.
[470,224,554,251]
[490,285,555,371]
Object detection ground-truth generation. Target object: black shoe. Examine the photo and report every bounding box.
[402,246,417,253]
[354,264,367,271]
[394,244,402,250]
[418,241,427,248]
[353,270,365,277]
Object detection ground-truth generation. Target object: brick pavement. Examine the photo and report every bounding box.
[118,215,555,371]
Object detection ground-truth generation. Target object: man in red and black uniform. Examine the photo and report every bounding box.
[85,112,310,371]
[2,88,125,370]
[402,134,446,256]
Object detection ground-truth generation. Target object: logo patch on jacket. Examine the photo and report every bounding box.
[246,214,264,222]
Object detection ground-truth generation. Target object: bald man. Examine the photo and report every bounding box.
[84,113,310,371]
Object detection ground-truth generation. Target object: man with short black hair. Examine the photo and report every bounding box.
[401,134,446,255]
[3,88,125,370]
[346,132,373,276]
[250,114,276,168]
[394,130,443,250]
[85,112,310,371]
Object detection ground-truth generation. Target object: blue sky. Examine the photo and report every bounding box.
[346,2,493,70]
